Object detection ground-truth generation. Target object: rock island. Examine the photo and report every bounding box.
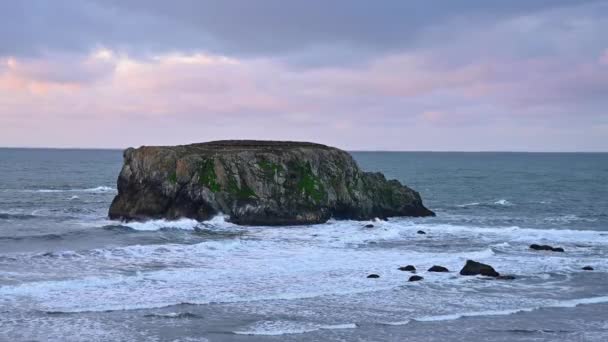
[109,140,434,225]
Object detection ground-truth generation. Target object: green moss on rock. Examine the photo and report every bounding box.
[226,174,257,200]
[258,159,284,179]
[168,171,178,185]
[198,159,220,192]
[294,161,326,203]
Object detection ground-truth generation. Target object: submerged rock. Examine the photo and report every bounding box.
[364,224,375,228]
[459,260,499,277]
[428,265,449,273]
[582,266,594,271]
[108,140,434,225]
[408,275,424,282]
[398,265,416,272]
[496,275,516,280]
[367,274,380,279]
[530,244,565,252]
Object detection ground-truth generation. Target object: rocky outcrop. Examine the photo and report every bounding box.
[428,265,449,272]
[398,265,416,272]
[108,140,434,225]
[408,275,424,282]
[459,260,499,277]
[530,244,564,252]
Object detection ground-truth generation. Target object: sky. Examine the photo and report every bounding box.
[0,1,607,151]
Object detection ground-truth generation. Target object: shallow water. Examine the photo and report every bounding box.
[0,149,607,341]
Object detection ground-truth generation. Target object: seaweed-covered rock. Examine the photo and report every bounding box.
[428,265,449,273]
[398,265,416,272]
[108,141,434,225]
[530,244,564,252]
[459,260,500,277]
[408,275,424,282]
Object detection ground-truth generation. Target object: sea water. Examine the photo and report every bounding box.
[0,149,607,341]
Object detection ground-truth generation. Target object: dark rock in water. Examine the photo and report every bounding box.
[398,265,416,272]
[364,224,375,228]
[530,244,565,252]
[417,230,426,235]
[459,260,499,277]
[367,274,380,279]
[582,266,594,271]
[496,275,516,280]
[530,244,550,251]
[108,140,435,225]
[408,275,424,282]
[428,265,449,272]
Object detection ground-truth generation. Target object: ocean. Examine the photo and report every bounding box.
[1,149,607,341]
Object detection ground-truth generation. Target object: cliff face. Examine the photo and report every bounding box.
[108,140,434,225]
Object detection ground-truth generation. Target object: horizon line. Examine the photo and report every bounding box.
[0,146,606,153]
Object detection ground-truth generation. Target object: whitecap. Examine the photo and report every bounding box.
[122,218,201,231]
[399,221,608,245]
[378,320,411,326]
[457,202,481,208]
[233,320,356,336]
[26,186,116,194]
[81,186,116,193]
[412,296,608,322]
[544,215,597,223]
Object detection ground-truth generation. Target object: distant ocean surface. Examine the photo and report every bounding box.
[1,149,607,341]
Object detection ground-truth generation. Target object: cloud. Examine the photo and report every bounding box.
[1,1,607,150]
[1,0,603,61]
[601,49,608,65]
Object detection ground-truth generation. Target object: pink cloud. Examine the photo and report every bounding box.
[1,48,607,149]
[600,49,608,65]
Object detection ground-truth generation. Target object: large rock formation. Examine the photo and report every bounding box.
[108,140,434,225]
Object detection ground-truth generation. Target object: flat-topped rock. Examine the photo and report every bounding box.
[108,140,434,225]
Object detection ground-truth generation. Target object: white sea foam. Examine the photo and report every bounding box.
[3,214,607,317]
[412,296,608,323]
[544,215,598,223]
[233,320,356,336]
[26,186,116,194]
[457,202,481,207]
[378,320,411,326]
[82,186,116,193]
[122,218,201,231]
[456,199,512,207]
[0,236,502,313]
[396,220,608,245]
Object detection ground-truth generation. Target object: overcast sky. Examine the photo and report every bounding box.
[1,0,607,151]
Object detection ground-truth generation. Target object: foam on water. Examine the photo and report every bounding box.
[233,320,356,336]
[456,199,513,207]
[0,229,509,314]
[494,199,512,206]
[412,296,608,322]
[121,218,201,231]
[397,220,608,245]
[23,186,116,193]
